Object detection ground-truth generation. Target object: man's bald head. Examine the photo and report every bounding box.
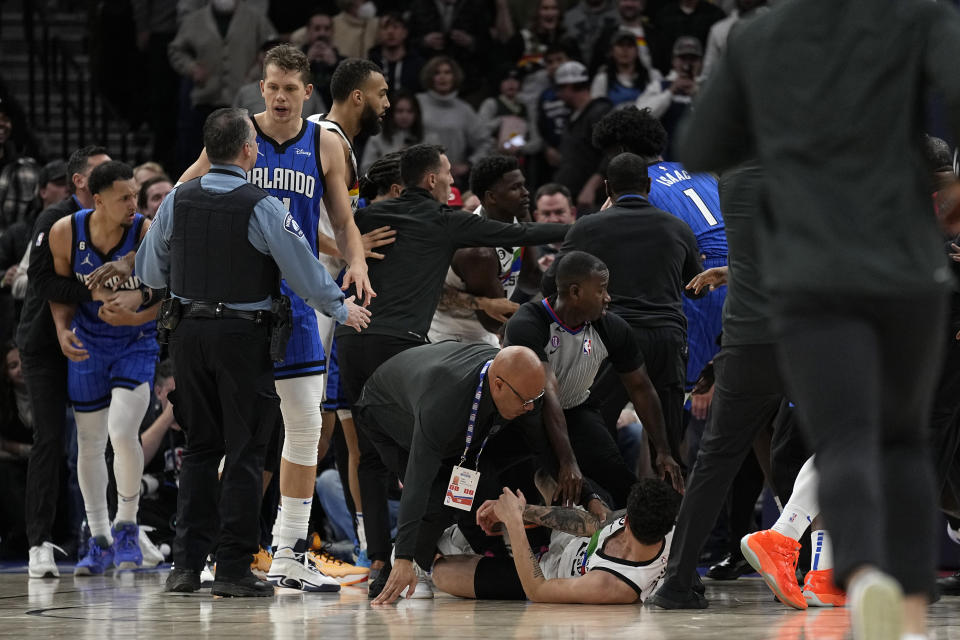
[489,346,546,420]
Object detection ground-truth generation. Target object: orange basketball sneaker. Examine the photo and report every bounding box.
[740,530,806,609]
[803,568,846,607]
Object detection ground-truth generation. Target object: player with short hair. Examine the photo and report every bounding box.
[47,160,160,575]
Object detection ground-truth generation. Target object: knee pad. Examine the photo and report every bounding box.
[277,376,325,466]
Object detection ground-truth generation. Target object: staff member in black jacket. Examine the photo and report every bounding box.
[677,3,960,638]
[137,108,370,597]
[17,145,122,578]
[334,143,569,591]
[545,152,704,466]
[357,342,546,604]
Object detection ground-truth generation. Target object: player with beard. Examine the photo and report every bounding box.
[178,45,376,592]
[305,59,394,573]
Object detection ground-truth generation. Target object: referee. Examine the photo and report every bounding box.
[136,108,370,597]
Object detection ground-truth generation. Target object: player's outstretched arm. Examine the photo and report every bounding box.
[496,488,637,604]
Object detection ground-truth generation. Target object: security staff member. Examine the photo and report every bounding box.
[356,342,547,605]
[544,152,705,466]
[136,108,370,597]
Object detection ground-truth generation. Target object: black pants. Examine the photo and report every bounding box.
[661,343,786,593]
[930,310,960,517]
[773,291,947,595]
[593,326,687,464]
[565,404,636,508]
[170,318,280,577]
[21,349,68,548]
[336,332,423,562]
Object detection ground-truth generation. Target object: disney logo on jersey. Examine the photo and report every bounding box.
[248,167,317,198]
[294,148,312,157]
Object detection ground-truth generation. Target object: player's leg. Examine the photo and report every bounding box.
[105,383,150,569]
[68,352,115,576]
[563,405,636,508]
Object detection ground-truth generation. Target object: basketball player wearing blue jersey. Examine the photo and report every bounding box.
[179,46,384,591]
[47,161,160,575]
[593,107,727,399]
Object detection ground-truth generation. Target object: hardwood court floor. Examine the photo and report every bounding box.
[1,567,959,639]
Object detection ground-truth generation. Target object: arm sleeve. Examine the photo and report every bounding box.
[502,304,550,362]
[447,211,568,249]
[28,209,92,304]
[393,406,446,559]
[251,196,348,323]
[597,312,645,372]
[675,31,753,173]
[135,189,175,290]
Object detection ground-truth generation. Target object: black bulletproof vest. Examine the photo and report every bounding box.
[170,170,279,303]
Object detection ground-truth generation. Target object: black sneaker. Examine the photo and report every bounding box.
[937,570,960,596]
[705,551,753,580]
[692,571,706,595]
[648,585,708,609]
[165,568,201,593]
[368,561,391,599]
[212,573,275,597]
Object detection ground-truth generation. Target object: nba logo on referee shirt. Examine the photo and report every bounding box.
[582,338,592,355]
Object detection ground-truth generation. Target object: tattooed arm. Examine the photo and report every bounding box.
[494,488,638,604]
[439,283,519,323]
[521,503,622,537]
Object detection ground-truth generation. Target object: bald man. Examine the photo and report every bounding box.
[354,342,547,604]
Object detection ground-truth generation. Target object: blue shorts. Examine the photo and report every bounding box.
[322,338,349,411]
[274,288,327,381]
[682,256,727,391]
[68,334,159,412]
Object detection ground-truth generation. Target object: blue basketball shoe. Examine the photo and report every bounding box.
[74,536,114,576]
[112,522,143,570]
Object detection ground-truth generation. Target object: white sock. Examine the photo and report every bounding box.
[271,504,282,547]
[772,456,819,541]
[356,512,367,550]
[108,384,149,524]
[810,529,834,572]
[76,408,112,542]
[274,495,312,551]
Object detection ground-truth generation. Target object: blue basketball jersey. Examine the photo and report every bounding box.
[647,162,727,259]
[248,117,328,379]
[70,209,155,346]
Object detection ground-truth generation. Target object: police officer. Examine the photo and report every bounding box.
[136,108,371,597]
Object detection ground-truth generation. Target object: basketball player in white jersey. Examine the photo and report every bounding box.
[306,59,393,573]
[178,46,378,591]
[432,479,680,604]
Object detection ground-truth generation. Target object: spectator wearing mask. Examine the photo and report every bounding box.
[552,61,612,211]
[635,36,702,159]
[417,57,491,186]
[591,29,655,107]
[361,90,429,174]
[332,0,379,59]
[368,12,425,92]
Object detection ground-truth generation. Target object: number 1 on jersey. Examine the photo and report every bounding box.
[683,188,718,226]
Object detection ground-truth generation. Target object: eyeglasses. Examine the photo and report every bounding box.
[497,376,545,409]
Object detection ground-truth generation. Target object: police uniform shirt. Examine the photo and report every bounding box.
[135,164,349,323]
[504,296,645,409]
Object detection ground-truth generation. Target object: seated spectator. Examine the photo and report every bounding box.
[552,61,612,210]
[361,90,428,174]
[562,0,620,70]
[302,9,346,108]
[417,56,491,185]
[506,0,566,76]
[409,0,492,100]
[635,36,702,159]
[650,0,725,73]
[478,69,532,156]
[234,39,326,118]
[332,0,379,59]
[590,0,658,75]
[531,182,576,270]
[0,341,32,559]
[368,12,425,92]
[433,479,680,603]
[137,175,173,220]
[133,161,165,187]
[591,29,654,106]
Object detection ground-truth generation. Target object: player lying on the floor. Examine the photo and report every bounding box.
[431,478,680,604]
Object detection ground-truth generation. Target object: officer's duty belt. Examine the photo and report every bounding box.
[182,302,268,324]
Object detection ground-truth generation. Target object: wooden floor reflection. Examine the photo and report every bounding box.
[1,567,959,639]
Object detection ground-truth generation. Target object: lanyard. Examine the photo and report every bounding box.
[460,359,493,468]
